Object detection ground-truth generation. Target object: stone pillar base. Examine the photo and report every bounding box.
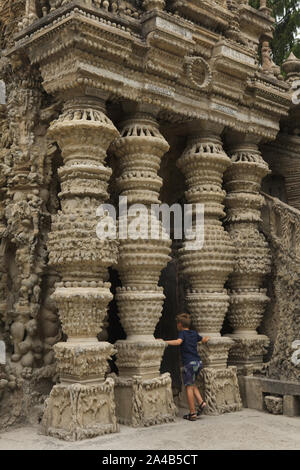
[41,378,119,441]
[226,335,269,373]
[197,366,242,415]
[114,373,177,427]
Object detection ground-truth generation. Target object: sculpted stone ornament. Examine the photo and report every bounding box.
[177,122,242,414]
[264,396,283,415]
[261,41,281,79]
[111,103,176,426]
[185,57,212,90]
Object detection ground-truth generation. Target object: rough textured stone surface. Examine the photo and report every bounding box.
[264,396,283,415]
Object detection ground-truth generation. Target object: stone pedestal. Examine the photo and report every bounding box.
[177,122,242,414]
[224,133,272,373]
[115,373,175,427]
[42,379,118,441]
[41,95,120,440]
[111,104,176,426]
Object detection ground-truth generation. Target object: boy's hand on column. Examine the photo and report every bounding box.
[202,336,210,343]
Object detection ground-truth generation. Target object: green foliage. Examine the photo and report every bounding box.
[249,0,300,64]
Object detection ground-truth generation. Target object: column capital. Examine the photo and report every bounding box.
[58,88,111,112]
[225,130,263,149]
[120,100,161,120]
[186,120,225,139]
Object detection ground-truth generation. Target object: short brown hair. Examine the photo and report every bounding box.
[176,313,191,328]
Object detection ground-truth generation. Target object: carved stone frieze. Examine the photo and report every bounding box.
[197,366,242,415]
[42,378,119,440]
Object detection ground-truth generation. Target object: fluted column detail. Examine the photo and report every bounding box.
[110,104,176,426]
[224,133,272,373]
[41,95,120,440]
[177,122,242,414]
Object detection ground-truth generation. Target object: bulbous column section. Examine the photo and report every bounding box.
[177,122,242,415]
[41,96,120,440]
[224,133,272,374]
[110,104,176,427]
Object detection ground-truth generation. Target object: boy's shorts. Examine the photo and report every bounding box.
[182,360,203,386]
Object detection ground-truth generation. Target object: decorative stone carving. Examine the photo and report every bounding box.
[185,57,212,90]
[114,373,176,427]
[39,269,62,369]
[226,0,243,44]
[262,195,300,384]
[224,132,272,372]
[42,378,118,441]
[261,40,281,78]
[110,103,176,425]
[282,52,300,84]
[198,366,242,415]
[264,395,283,415]
[177,122,242,414]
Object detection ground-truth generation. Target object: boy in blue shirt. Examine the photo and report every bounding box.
[164,313,209,421]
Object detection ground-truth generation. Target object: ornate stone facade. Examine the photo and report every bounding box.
[0,0,299,438]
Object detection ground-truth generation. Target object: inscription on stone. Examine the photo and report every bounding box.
[144,83,175,97]
[211,102,237,116]
[155,17,193,40]
[219,46,255,65]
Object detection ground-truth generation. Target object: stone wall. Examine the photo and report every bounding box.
[261,194,300,383]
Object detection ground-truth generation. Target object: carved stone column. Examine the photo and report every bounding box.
[177,122,242,414]
[41,95,120,440]
[224,132,271,374]
[110,103,176,427]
